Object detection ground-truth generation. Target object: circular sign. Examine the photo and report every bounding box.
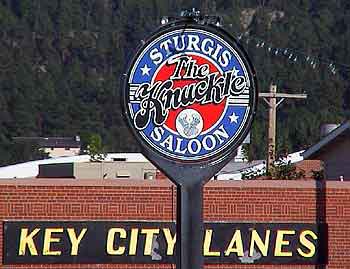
[123,23,257,163]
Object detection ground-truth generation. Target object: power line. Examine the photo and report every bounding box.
[236,33,350,75]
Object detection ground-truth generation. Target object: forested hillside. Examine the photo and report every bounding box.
[0,0,349,165]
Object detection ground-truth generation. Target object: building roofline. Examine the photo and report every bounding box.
[13,136,81,148]
[0,178,349,190]
[302,120,350,159]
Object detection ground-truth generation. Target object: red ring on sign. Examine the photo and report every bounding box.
[153,54,226,133]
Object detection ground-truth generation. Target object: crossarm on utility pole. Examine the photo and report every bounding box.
[259,93,307,99]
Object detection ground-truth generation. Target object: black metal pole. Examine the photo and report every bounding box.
[176,182,204,269]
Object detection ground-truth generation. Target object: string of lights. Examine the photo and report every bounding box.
[236,33,350,76]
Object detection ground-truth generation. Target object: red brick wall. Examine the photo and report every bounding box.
[295,160,323,179]
[0,179,349,269]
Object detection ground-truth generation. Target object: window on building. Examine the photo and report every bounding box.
[116,171,130,179]
[113,158,127,162]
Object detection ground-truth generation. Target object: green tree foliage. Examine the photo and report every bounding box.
[242,161,305,180]
[85,133,106,162]
[0,0,349,166]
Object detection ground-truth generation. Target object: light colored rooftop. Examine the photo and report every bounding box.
[0,153,148,179]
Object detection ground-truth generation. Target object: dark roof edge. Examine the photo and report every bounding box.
[302,120,350,159]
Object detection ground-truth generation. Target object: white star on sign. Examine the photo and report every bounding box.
[229,112,239,123]
[232,66,240,77]
[141,64,151,76]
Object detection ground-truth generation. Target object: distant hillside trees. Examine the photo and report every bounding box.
[0,0,348,166]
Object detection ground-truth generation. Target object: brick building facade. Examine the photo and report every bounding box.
[0,179,349,268]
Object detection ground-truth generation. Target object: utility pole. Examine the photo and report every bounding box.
[259,84,307,172]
